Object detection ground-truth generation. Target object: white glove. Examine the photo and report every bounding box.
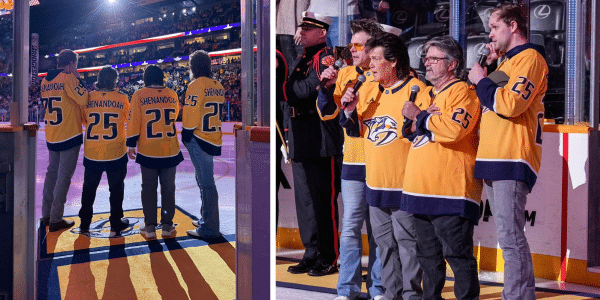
[281,144,289,164]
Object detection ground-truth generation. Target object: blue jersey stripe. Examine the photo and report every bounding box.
[401,193,481,224]
[83,154,128,172]
[474,160,538,192]
[136,151,184,169]
[47,134,83,152]
[365,186,402,208]
[341,164,365,181]
[194,137,222,156]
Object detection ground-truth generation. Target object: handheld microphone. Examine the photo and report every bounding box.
[408,84,419,102]
[470,47,492,90]
[404,85,420,124]
[478,47,491,66]
[352,74,366,95]
[341,74,366,110]
[319,59,344,89]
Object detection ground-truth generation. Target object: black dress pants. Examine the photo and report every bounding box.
[79,165,127,228]
[291,156,342,265]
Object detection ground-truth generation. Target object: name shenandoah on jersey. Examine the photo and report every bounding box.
[86,100,125,109]
[139,96,178,105]
[41,82,65,92]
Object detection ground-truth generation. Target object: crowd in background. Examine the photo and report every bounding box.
[50,2,240,54]
[71,32,241,69]
[0,2,243,123]
[22,62,243,123]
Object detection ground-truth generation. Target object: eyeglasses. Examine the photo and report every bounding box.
[348,43,365,51]
[422,56,447,64]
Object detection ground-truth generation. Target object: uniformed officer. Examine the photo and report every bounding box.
[284,11,344,276]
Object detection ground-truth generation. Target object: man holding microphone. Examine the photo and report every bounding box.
[340,32,424,300]
[468,4,548,299]
[317,18,386,299]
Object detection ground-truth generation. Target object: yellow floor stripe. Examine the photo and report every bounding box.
[278,227,600,288]
[57,241,236,299]
[276,260,597,299]
[46,208,197,254]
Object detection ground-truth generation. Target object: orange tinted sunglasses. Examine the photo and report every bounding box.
[348,43,365,51]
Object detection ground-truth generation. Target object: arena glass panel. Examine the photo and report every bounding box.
[0,13,13,123]
[464,0,566,122]
[379,1,451,83]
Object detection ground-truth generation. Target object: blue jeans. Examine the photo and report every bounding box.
[484,180,536,300]
[327,14,361,48]
[184,140,221,237]
[337,180,384,299]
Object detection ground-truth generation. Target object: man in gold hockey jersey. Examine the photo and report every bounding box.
[40,49,88,232]
[402,36,481,300]
[77,66,130,237]
[340,33,424,300]
[181,50,224,239]
[127,65,184,239]
[317,18,386,299]
[468,4,548,300]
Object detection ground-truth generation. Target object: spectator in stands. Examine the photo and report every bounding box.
[181,50,225,239]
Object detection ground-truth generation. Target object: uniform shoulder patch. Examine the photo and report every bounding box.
[321,55,335,67]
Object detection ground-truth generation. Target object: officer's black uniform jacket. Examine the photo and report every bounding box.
[283,42,344,160]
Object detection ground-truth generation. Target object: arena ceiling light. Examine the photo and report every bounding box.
[107,0,116,4]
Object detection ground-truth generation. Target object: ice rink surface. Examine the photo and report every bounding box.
[34,123,236,235]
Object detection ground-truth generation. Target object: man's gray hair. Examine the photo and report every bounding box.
[423,36,466,81]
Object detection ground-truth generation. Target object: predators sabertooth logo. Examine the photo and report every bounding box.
[363,116,398,146]
[412,134,431,149]
[69,217,176,238]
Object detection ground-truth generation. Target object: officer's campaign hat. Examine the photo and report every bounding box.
[298,11,333,31]
[381,24,402,36]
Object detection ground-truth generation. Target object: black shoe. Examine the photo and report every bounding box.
[307,260,338,276]
[73,227,90,236]
[287,257,316,274]
[49,219,75,232]
[111,218,130,233]
[78,221,90,235]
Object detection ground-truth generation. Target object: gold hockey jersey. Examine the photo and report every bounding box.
[401,80,483,224]
[41,70,88,151]
[182,77,224,156]
[317,66,375,181]
[126,86,183,169]
[83,90,130,171]
[341,77,427,207]
[474,43,548,191]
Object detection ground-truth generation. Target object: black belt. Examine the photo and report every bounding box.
[289,106,317,117]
